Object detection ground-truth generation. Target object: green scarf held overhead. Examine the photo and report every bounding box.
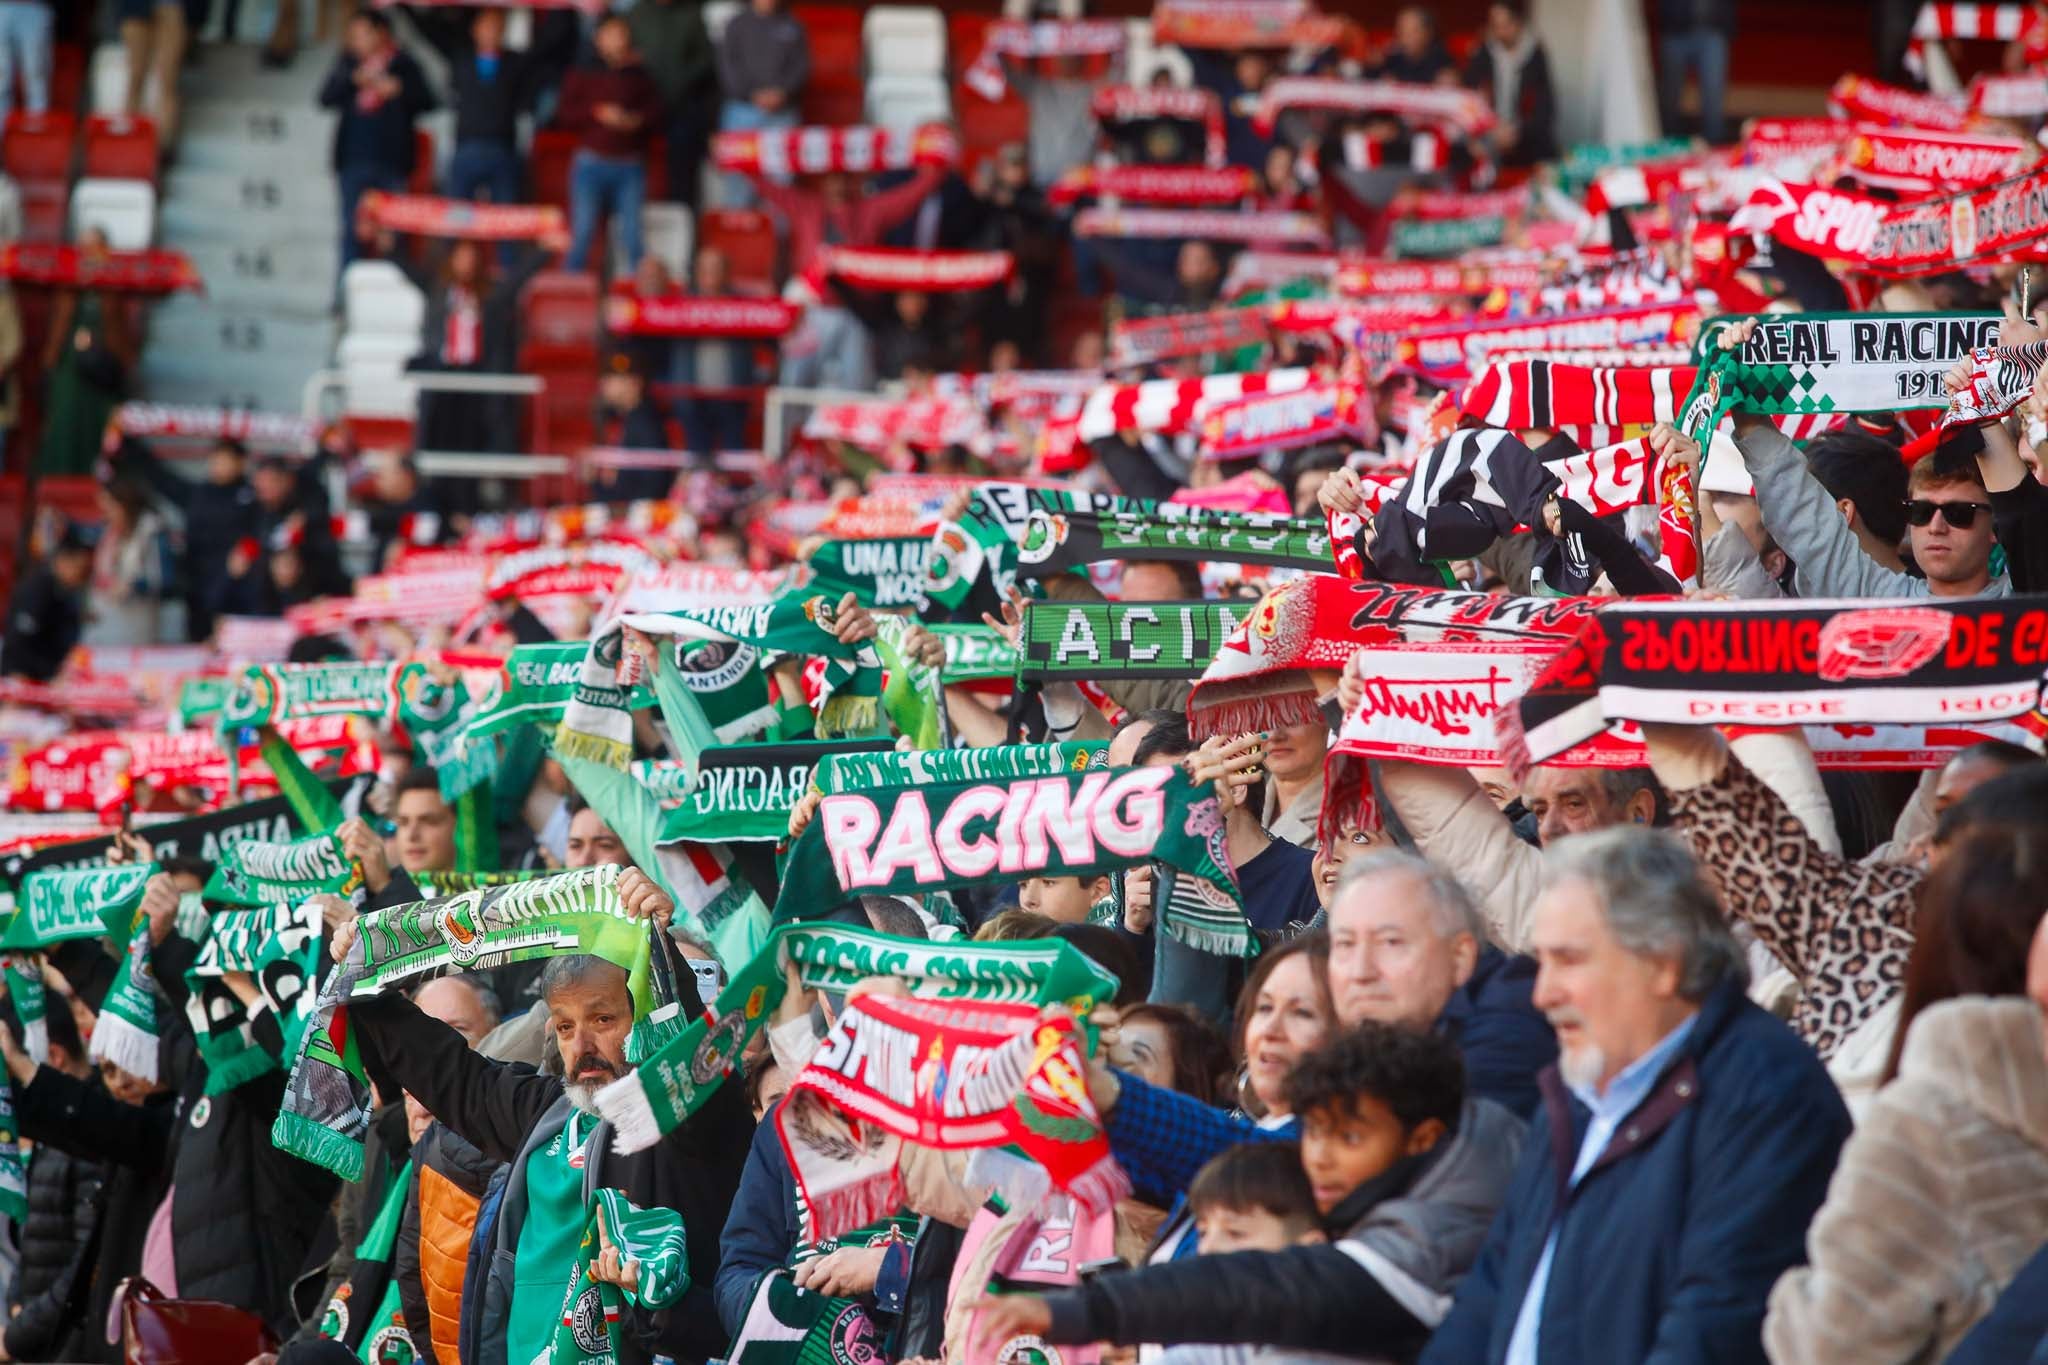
[466,641,657,744]
[805,537,934,612]
[811,741,1107,795]
[410,868,550,898]
[395,662,499,872]
[643,742,891,845]
[1678,311,2000,446]
[873,615,944,752]
[220,662,397,730]
[639,596,882,738]
[924,485,1152,610]
[774,766,1239,926]
[546,1189,690,1365]
[318,1159,417,1363]
[1391,214,1508,257]
[1017,599,1250,681]
[89,915,159,1083]
[188,903,326,1095]
[204,830,362,907]
[0,864,156,951]
[274,865,657,1181]
[1013,505,1331,579]
[175,676,232,729]
[2,956,43,1063]
[928,623,1017,683]
[256,728,349,833]
[595,922,1123,1153]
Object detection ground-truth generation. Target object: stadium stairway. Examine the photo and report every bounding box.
[139,44,339,412]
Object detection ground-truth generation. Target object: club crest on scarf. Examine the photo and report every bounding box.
[1015,512,1071,566]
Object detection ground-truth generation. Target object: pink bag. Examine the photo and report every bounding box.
[951,1198,1118,1365]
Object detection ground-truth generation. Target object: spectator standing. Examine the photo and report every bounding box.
[0,526,89,682]
[2,1002,104,1364]
[716,0,809,208]
[964,144,1058,365]
[118,0,185,143]
[593,351,677,503]
[1374,6,1456,83]
[669,246,757,457]
[441,7,538,210]
[1464,2,1558,166]
[628,0,718,215]
[83,477,173,646]
[320,10,438,289]
[38,227,135,478]
[1656,0,1735,144]
[0,0,50,115]
[113,435,253,643]
[558,15,663,273]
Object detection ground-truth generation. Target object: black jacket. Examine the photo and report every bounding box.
[351,985,754,1365]
[1657,0,1736,35]
[1462,41,1559,166]
[319,47,438,174]
[5,1131,104,1360]
[113,439,257,611]
[448,44,540,149]
[1992,476,2048,594]
[0,563,82,682]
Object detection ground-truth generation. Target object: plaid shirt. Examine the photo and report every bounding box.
[1107,1071,1296,1206]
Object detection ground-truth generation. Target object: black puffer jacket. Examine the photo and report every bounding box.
[5,1134,104,1360]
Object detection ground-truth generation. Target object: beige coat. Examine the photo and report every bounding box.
[1765,997,2048,1364]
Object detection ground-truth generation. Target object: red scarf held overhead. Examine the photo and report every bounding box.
[603,293,802,338]
[358,192,566,241]
[1834,125,2024,194]
[0,244,201,294]
[1047,164,1254,207]
[1459,359,1700,429]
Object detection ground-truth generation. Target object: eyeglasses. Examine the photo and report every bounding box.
[1902,498,1993,529]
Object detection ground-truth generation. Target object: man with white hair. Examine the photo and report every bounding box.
[1419,827,1851,1365]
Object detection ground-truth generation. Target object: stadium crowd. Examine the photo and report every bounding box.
[2,0,2048,1363]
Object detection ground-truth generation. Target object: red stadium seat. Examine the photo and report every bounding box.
[698,209,778,293]
[793,5,865,125]
[957,90,1030,170]
[33,475,106,528]
[948,12,994,79]
[519,269,600,367]
[343,415,417,451]
[799,80,867,127]
[83,115,158,182]
[18,183,68,243]
[4,112,75,184]
[530,128,580,210]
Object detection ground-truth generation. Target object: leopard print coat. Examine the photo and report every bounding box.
[1667,756,1921,1060]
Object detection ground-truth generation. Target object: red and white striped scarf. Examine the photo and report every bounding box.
[1048,164,1254,207]
[1969,70,2048,117]
[1404,302,1702,383]
[1073,207,1328,244]
[1334,257,1546,296]
[1251,77,1494,137]
[1200,381,1373,459]
[711,124,957,178]
[603,293,801,337]
[1826,73,1976,132]
[1459,359,1700,429]
[1091,85,1228,167]
[815,247,1012,292]
[1905,2,2031,82]
[1110,307,1269,368]
[1151,0,1348,49]
[1340,128,1448,172]
[803,394,988,453]
[443,287,481,367]
[1834,124,2024,194]
[960,19,1127,101]
[1076,368,1313,441]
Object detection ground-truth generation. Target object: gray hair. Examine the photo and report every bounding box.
[1334,850,1485,942]
[411,974,504,1029]
[1544,827,1747,1000]
[537,953,629,1004]
[861,895,929,940]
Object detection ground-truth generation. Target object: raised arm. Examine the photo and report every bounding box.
[1731,418,1918,599]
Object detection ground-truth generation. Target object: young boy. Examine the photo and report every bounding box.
[1017,873,1113,925]
[967,1024,1522,1363]
[1185,1143,1324,1256]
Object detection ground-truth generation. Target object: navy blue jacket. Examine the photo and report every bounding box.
[714,1110,801,1338]
[1442,948,1555,1122]
[1946,1237,2048,1365]
[1419,978,1851,1365]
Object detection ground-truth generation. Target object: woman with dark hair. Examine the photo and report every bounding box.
[1766,808,2048,1363]
[84,477,172,645]
[1229,934,1336,1125]
[1111,1003,1232,1108]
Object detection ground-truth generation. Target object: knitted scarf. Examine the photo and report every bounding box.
[816,247,1012,294]
[925,485,1152,609]
[356,190,565,240]
[1050,165,1252,208]
[1,863,155,950]
[1152,0,1348,48]
[1201,383,1372,460]
[1405,301,1702,384]
[0,243,201,294]
[317,1159,416,1362]
[1679,312,2000,444]
[547,1190,690,1365]
[1185,575,1602,739]
[775,766,1237,925]
[643,740,892,844]
[1497,597,2048,778]
[1018,600,1250,681]
[961,18,1125,100]
[3,955,43,1064]
[605,293,802,338]
[1836,126,2023,194]
[203,830,361,907]
[777,998,1126,1242]
[1460,359,1700,429]
[1827,73,1978,132]
[813,741,1107,794]
[598,924,1122,1152]
[1011,506,1332,577]
[617,600,881,742]
[90,922,159,1082]
[409,868,549,898]
[1851,166,2048,276]
[470,641,657,743]
[1943,342,2048,429]
[805,538,934,613]
[874,615,945,752]
[1390,215,1509,259]
[220,662,398,729]
[1251,76,1494,137]
[712,123,957,177]
[930,624,1018,683]
[1110,308,1270,369]
[1090,84,1226,168]
[273,864,656,1180]
[187,902,327,1095]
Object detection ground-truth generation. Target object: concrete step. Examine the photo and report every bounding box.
[175,240,336,316]
[135,349,325,413]
[148,294,336,357]
[164,167,338,223]
[175,125,332,178]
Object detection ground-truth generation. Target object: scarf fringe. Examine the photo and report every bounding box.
[816,694,878,741]
[965,1147,1052,1212]
[803,1172,904,1246]
[595,1071,666,1156]
[1159,917,1255,958]
[1188,688,1323,741]
[87,1014,155,1083]
[552,728,634,771]
[272,1108,368,1182]
[1061,1153,1133,1220]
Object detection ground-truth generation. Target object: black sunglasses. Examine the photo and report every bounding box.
[1902,498,1993,529]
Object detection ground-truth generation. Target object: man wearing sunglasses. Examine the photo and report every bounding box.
[1719,319,2009,601]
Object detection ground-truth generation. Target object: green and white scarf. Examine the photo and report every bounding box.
[595,922,1122,1153]
[0,864,156,951]
[1018,600,1249,681]
[188,902,325,1095]
[930,623,1017,682]
[394,662,499,871]
[175,676,233,729]
[2,955,43,1064]
[0,1078,25,1224]
[466,641,657,744]
[320,1159,418,1364]
[812,741,1107,795]
[274,864,656,1180]
[411,868,550,898]
[643,742,888,844]
[89,915,159,1082]
[220,662,398,729]
[1012,506,1331,577]
[774,767,1238,925]
[623,597,882,741]
[1392,214,1507,257]
[727,1271,880,1365]
[204,830,362,906]
[805,538,933,612]
[873,615,944,752]
[1680,311,2000,445]
[552,629,647,771]
[545,1189,690,1365]
[924,486,1150,609]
